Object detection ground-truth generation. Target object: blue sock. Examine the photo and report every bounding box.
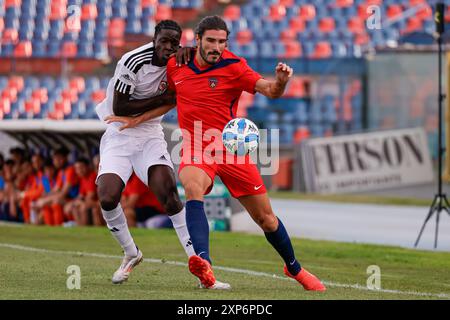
[186,200,211,264]
[264,217,301,276]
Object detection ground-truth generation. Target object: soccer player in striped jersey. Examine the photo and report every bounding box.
[95,20,204,286]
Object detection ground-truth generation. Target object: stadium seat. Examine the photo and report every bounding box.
[269,4,287,21]
[404,16,423,34]
[280,29,297,42]
[2,28,19,43]
[155,5,172,21]
[61,41,78,57]
[13,41,32,57]
[236,29,253,45]
[319,17,336,33]
[9,76,24,92]
[336,0,354,7]
[223,5,241,21]
[81,4,98,20]
[387,5,403,19]
[280,41,302,58]
[289,17,305,32]
[32,88,49,104]
[311,41,332,59]
[299,4,316,21]
[348,17,365,34]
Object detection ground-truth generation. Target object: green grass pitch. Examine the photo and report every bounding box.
[0,224,449,300]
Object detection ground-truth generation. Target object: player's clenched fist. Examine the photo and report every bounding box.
[275,62,293,84]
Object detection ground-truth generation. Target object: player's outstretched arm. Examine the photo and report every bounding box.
[112,89,176,117]
[105,103,176,131]
[254,62,293,99]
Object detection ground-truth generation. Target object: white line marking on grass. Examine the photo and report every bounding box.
[0,242,448,299]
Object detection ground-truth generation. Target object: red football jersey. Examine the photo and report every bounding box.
[166,49,262,152]
[79,171,97,197]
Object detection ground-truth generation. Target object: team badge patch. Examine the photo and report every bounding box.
[159,80,168,92]
[209,78,218,89]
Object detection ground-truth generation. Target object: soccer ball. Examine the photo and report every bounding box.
[222,118,259,156]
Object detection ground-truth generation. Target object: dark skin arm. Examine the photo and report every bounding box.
[112,90,176,117]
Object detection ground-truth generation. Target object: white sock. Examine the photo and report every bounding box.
[102,204,138,257]
[169,207,195,257]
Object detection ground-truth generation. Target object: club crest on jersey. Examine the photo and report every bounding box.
[158,80,168,93]
[209,78,218,89]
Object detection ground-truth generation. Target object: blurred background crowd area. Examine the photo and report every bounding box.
[0,0,447,192]
[0,146,171,227]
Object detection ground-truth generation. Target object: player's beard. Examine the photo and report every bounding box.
[199,41,220,65]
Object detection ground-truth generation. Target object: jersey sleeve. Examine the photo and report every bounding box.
[113,61,138,95]
[236,60,263,94]
[166,58,176,91]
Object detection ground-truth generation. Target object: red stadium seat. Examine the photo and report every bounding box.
[319,17,336,33]
[299,5,316,21]
[294,126,310,144]
[269,4,286,21]
[5,0,22,8]
[0,17,4,33]
[446,5,450,23]
[289,17,305,33]
[280,29,296,42]
[354,33,369,45]
[357,4,371,19]
[280,41,302,59]
[417,5,432,20]
[25,98,41,114]
[0,97,11,115]
[336,0,354,8]
[32,88,48,104]
[54,99,72,115]
[142,0,157,7]
[2,28,19,44]
[61,41,78,58]
[365,0,382,5]
[409,0,426,6]
[285,77,305,98]
[62,89,78,103]
[348,17,365,34]
[312,41,332,59]
[81,4,98,20]
[181,28,194,46]
[14,41,32,57]
[155,5,172,21]
[91,90,106,103]
[387,5,403,19]
[69,77,85,93]
[279,0,294,6]
[50,4,67,20]
[2,87,18,103]
[404,16,423,34]
[8,76,24,92]
[223,5,241,21]
[108,18,125,39]
[236,29,253,45]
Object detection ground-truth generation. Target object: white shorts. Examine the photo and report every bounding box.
[96,128,173,186]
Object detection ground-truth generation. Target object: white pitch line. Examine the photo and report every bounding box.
[0,242,448,299]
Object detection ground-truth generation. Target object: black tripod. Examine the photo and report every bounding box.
[414,2,450,249]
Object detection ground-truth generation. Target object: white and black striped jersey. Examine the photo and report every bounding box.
[96,42,169,137]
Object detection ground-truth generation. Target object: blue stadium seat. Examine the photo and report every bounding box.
[47,41,61,57]
[94,42,108,59]
[189,0,203,8]
[100,77,110,88]
[173,0,190,9]
[240,42,258,59]
[41,77,56,90]
[86,77,100,91]
[98,6,113,19]
[280,124,294,144]
[126,19,142,34]
[25,77,40,90]
[1,44,15,57]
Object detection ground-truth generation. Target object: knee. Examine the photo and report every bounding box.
[159,188,183,215]
[183,181,206,200]
[254,211,278,232]
[98,189,121,211]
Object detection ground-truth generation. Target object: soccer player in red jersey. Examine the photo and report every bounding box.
[107,16,325,291]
